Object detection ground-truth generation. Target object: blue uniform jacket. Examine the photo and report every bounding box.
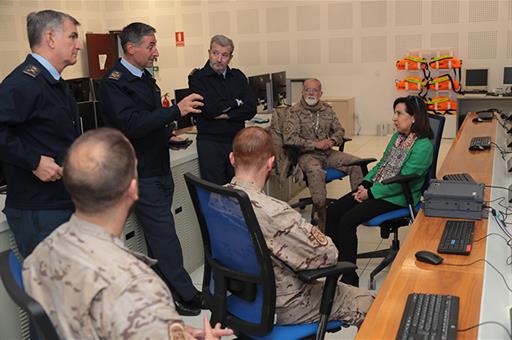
[188,61,257,142]
[0,55,80,210]
[99,59,181,178]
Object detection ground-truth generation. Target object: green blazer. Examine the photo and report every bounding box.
[364,133,433,207]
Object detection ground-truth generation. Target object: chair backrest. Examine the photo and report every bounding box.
[184,173,276,336]
[423,114,445,192]
[0,250,59,340]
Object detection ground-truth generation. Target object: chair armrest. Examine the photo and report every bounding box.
[344,158,377,176]
[381,173,419,185]
[296,261,357,283]
[381,173,420,207]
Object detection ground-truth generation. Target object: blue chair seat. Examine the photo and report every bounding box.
[325,168,346,182]
[364,203,421,226]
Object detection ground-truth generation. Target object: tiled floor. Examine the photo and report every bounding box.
[182,135,453,339]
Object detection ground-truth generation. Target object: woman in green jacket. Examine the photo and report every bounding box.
[326,96,433,287]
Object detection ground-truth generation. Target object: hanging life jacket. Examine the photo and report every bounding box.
[396,56,427,71]
[427,96,458,111]
[428,74,461,91]
[429,55,462,69]
[395,77,426,91]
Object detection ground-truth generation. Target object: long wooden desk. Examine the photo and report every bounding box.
[357,113,509,339]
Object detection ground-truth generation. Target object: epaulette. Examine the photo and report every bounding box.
[22,64,41,78]
[108,70,122,80]
[188,68,200,77]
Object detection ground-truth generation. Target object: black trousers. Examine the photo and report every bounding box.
[197,138,234,185]
[326,192,400,282]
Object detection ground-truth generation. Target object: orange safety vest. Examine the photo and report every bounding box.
[427,96,458,111]
[428,75,461,91]
[396,56,427,70]
[395,77,425,91]
[429,55,462,69]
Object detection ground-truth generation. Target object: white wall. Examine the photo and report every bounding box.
[1,0,511,135]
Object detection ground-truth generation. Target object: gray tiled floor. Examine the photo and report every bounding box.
[182,135,453,339]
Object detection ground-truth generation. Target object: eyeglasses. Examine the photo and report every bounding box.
[303,88,321,94]
[210,50,231,59]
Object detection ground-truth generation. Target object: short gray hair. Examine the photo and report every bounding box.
[27,10,80,48]
[210,34,234,54]
[120,22,156,53]
[303,78,322,91]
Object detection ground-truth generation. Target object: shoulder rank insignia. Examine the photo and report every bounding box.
[22,64,41,78]
[188,68,200,77]
[108,70,122,80]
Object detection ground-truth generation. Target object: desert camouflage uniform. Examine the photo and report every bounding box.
[23,215,183,340]
[283,99,363,207]
[227,177,374,326]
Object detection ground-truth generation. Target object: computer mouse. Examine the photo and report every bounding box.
[415,250,444,265]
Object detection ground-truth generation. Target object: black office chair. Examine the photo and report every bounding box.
[184,173,357,340]
[356,114,445,289]
[0,250,59,340]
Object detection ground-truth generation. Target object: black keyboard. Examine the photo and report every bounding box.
[442,173,475,183]
[469,136,491,151]
[438,220,475,255]
[397,293,459,340]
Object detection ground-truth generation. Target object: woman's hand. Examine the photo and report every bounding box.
[352,185,369,203]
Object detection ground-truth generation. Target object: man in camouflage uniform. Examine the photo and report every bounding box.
[227,127,373,326]
[22,128,232,340]
[283,78,363,231]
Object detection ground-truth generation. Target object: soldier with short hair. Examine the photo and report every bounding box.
[227,126,373,326]
[283,78,363,231]
[23,128,232,340]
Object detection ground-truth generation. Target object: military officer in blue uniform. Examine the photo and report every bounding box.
[0,10,82,257]
[99,22,204,316]
[189,34,257,185]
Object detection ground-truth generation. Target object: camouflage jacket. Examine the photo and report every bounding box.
[283,99,345,154]
[227,178,338,311]
[23,215,182,339]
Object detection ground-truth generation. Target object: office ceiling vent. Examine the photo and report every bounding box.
[430,32,459,54]
[395,34,422,59]
[469,0,498,22]
[468,31,497,59]
[431,0,459,24]
[507,30,512,58]
[362,1,387,28]
[362,36,387,62]
[328,2,353,30]
[395,0,422,26]
[329,37,353,63]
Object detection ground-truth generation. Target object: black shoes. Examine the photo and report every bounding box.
[173,292,208,316]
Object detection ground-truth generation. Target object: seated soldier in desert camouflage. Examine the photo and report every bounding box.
[283,78,362,231]
[227,126,373,326]
[22,128,231,340]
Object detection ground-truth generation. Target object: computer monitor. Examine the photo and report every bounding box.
[271,71,287,107]
[503,67,512,86]
[465,69,488,90]
[174,88,194,129]
[66,77,92,103]
[248,74,271,107]
[78,102,97,133]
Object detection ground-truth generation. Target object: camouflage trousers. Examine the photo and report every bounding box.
[298,150,363,207]
[276,281,374,327]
